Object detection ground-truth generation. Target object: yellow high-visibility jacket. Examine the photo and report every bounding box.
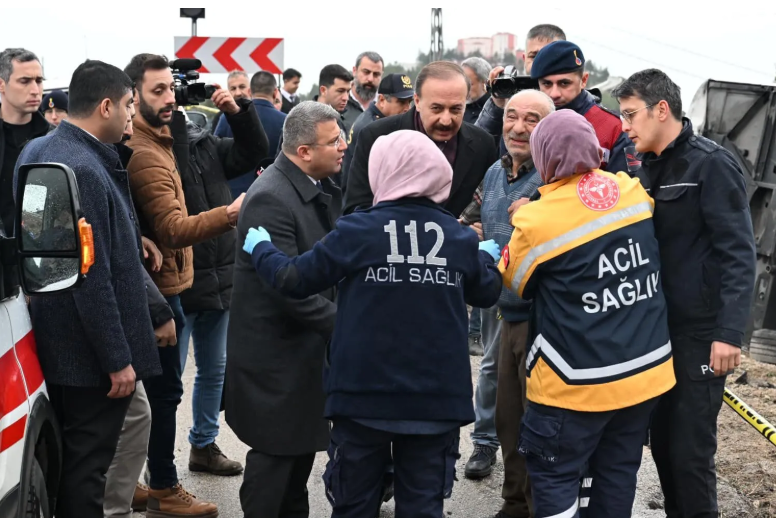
[499,170,676,412]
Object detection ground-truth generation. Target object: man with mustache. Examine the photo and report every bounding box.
[476,32,632,177]
[121,53,258,518]
[343,61,498,216]
[341,51,384,132]
[459,91,555,518]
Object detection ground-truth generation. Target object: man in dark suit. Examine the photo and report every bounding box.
[343,61,498,216]
[226,100,345,518]
[280,68,302,114]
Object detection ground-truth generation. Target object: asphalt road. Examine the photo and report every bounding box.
[130,354,749,518]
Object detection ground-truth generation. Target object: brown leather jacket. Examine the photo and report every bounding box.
[126,115,233,297]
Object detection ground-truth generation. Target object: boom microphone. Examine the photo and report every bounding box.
[169,58,202,71]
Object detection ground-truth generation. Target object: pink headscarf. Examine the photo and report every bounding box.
[530,110,603,184]
[369,130,453,206]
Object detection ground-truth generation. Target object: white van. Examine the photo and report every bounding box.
[0,163,93,518]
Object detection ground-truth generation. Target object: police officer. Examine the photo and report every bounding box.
[615,69,756,518]
[342,73,415,189]
[501,109,676,518]
[41,89,69,126]
[529,41,631,174]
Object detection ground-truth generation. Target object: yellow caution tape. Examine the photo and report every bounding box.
[723,387,776,448]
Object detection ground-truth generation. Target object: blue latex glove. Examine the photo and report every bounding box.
[479,239,501,261]
[243,227,271,255]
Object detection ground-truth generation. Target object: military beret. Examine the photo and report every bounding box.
[41,90,68,112]
[530,41,585,80]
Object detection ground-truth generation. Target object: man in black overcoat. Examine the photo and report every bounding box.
[226,101,345,518]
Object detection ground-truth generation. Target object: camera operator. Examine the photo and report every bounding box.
[462,57,492,125]
[122,53,267,518]
[476,31,631,175]
[475,25,564,149]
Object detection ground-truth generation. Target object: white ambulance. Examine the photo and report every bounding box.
[0,163,93,518]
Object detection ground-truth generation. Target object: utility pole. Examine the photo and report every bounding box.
[180,8,206,37]
[431,8,443,62]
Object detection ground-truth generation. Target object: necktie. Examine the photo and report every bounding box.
[316,181,323,192]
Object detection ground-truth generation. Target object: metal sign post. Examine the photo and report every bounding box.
[180,8,206,37]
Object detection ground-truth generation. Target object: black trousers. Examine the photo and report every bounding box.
[240,449,316,518]
[651,332,727,518]
[523,399,657,518]
[144,295,185,489]
[48,383,132,518]
[323,418,459,518]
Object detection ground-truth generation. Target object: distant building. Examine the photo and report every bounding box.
[458,32,517,59]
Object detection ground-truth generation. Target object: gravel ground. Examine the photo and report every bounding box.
[130,353,760,517]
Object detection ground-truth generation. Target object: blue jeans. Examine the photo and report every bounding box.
[179,309,229,449]
[471,306,501,449]
[144,295,185,489]
[469,307,482,337]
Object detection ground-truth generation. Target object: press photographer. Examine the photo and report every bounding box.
[475,65,539,147]
[122,53,268,517]
[475,28,631,174]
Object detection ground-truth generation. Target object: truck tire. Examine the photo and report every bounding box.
[24,459,50,518]
[750,329,776,365]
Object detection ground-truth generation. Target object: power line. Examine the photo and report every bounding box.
[573,36,708,80]
[607,27,771,78]
[542,5,770,80]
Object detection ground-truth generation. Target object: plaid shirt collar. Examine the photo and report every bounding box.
[501,154,535,183]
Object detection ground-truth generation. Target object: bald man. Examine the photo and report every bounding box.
[461,90,555,517]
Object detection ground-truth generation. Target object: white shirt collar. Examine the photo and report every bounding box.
[66,121,100,143]
[82,128,100,142]
[281,89,296,102]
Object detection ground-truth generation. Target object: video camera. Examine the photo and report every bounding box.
[486,65,539,99]
[169,58,217,106]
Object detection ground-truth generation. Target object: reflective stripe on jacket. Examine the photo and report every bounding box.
[500,170,676,411]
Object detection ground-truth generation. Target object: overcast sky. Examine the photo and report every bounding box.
[2,2,775,108]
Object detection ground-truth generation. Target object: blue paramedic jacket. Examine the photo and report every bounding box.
[250,197,502,423]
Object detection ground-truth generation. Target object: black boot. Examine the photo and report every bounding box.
[469,335,483,356]
[464,444,498,479]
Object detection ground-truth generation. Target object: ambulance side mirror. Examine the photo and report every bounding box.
[15,163,94,295]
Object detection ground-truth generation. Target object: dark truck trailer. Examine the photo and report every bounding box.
[689,79,776,343]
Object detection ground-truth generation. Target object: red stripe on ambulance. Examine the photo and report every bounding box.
[0,414,27,453]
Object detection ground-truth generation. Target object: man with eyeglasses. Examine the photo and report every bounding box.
[226,101,346,518]
[529,41,632,175]
[276,65,351,185]
[615,69,756,518]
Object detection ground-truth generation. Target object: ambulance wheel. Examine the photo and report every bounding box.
[24,458,50,518]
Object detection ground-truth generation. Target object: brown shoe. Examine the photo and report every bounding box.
[145,484,218,518]
[131,483,149,512]
[189,442,243,476]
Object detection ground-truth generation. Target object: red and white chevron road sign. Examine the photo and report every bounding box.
[174,37,284,74]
